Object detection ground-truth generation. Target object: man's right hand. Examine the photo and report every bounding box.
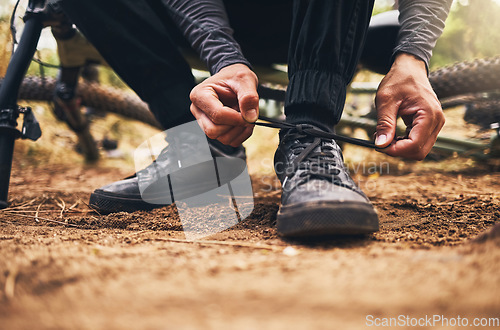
[189,63,260,147]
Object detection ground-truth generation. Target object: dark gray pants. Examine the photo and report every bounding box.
[59,0,374,130]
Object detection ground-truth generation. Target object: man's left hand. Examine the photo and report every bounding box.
[374,53,445,160]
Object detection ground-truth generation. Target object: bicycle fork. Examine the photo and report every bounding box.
[0,11,43,209]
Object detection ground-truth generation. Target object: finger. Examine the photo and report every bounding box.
[381,137,421,160]
[382,111,443,160]
[190,87,248,126]
[217,126,246,145]
[191,104,233,139]
[402,107,444,159]
[375,94,400,148]
[229,125,254,147]
[217,125,249,146]
[381,131,427,160]
[232,76,259,123]
[417,117,445,158]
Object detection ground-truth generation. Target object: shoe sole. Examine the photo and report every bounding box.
[89,190,165,214]
[88,174,231,214]
[89,156,249,214]
[277,201,379,237]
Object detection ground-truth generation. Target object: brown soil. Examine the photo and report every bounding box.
[0,158,499,329]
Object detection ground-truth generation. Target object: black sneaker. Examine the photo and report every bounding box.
[89,135,246,214]
[274,125,379,237]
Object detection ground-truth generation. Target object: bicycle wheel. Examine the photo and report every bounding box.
[0,75,162,129]
[0,75,162,161]
[429,56,500,99]
[425,57,500,159]
[463,98,500,129]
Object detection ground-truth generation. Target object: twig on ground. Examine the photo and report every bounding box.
[1,211,80,227]
[80,199,102,217]
[0,210,53,213]
[68,200,80,211]
[63,199,94,214]
[35,198,47,223]
[127,230,149,237]
[150,237,284,251]
[0,198,38,211]
[63,209,94,214]
[56,197,66,218]
[0,218,15,225]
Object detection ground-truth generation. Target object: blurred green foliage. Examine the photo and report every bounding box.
[373,0,396,15]
[430,0,500,68]
[372,0,500,68]
[0,15,10,76]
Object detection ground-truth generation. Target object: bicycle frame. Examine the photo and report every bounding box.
[0,0,45,209]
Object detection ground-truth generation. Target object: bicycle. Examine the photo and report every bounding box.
[1,1,499,210]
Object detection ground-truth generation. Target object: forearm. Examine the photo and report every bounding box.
[162,0,251,74]
[394,0,453,70]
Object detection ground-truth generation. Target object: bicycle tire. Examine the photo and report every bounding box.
[6,57,499,128]
[463,99,500,129]
[0,75,162,129]
[355,56,500,122]
[429,56,500,99]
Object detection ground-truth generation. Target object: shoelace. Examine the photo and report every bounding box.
[254,115,382,149]
[285,132,344,186]
[255,116,368,188]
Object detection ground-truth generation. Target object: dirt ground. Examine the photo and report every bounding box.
[0,146,499,329]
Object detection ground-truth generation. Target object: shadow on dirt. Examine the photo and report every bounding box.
[282,234,374,249]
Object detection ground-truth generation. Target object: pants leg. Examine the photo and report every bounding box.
[223,0,292,66]
[59,0,196,129]
[286,0,375,129]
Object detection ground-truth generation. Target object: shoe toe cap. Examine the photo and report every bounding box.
[283,179,369,205]
[97,177,140,196]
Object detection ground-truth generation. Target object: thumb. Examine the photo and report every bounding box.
[240,95,259,123]
[238,90,259,123]
[233,76,259,123]
[375,102,398,148]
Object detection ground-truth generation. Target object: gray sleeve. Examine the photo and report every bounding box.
[162,0,251,74]
[394,0,453,70]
